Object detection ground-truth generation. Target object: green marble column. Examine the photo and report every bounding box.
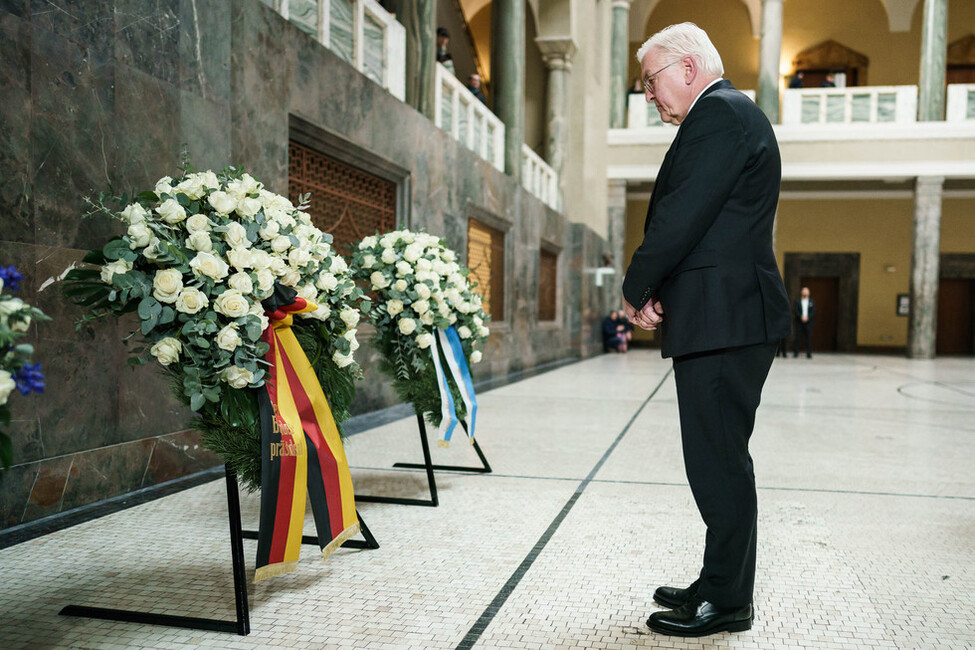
[491,0,525,180]
[536,37,577,179]
[386,0,436,119]
[756,0,783,124]
[908,176,944,359]
[607,179,627,312]
[918,0,948,121]
[609,0,632,129]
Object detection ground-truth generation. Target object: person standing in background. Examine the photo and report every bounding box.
[793,286,816,358]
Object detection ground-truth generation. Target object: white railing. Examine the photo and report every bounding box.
[782,86,917,125]
[946,84,975,122]
[521,144,559,210]
[626,90,755,128]
[434,63,505,172]
[265,0,406,101]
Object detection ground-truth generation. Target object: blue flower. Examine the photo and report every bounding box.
[0,265,23,292]
[13,363,45,396]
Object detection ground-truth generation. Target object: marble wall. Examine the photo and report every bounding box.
[0,0,611,530]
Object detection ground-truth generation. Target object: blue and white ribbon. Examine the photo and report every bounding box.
[429,326,479,447]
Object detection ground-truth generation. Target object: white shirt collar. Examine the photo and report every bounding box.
[684,77,724,121]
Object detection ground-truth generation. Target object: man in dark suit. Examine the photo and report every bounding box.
[621,23,791,637]
[793,286,816,358]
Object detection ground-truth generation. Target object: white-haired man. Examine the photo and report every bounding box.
[622,23,791,637]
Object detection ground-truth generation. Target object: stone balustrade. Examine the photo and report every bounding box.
[263,0,406,101]
[434,63,506,172]
[521,144,560,210]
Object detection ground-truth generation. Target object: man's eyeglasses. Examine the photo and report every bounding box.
[643,61,678,93]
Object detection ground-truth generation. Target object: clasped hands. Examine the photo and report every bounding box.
[623,297,664,331]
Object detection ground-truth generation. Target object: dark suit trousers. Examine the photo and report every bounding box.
[794,321,812,356]
[672,341,777,608]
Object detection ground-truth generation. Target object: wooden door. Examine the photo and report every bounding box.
[800,276,840,351]
[947,65,975,84]
[936,279,974,355]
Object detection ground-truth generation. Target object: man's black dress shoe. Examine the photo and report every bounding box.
[652,579,699,609]
[646,597,752,637]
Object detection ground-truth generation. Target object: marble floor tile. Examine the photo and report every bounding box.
[0,352,972,649]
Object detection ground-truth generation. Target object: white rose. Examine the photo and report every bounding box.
[398,318,416,335]
[416,333,435,349]
[296,283,317,302]
[470,350,482,364]
[228,173,262,198]
[279,268,301,287]
[370,271,390,290]
[216,324,243,352]
[189,251,230,281]
[185,231,214,252]
[223,222,250,248]
[152,268,183,303]
[200,170,220,191]
[330,256,348,274]
[100,259,132,284]
[360,236,378,249]
[228,272,254,294]
[249,249,272,270]
[386,299,404,316]
[416,258,433,271]
[143,237,163,261]
[316,272,338,292]
[127,221,152,248]
[270,209,296,229]
[479,326,490,337]
[259,188,292,211]
[0,369,15,406]
[259,220,280,240]
[380,235,395,249]
[443,249,456,262]
[288,248,312,268]
[403,243,424,263]
[413,299,430,314]
[248,302,270,330]
[214,289,250,318]
[155,198,186,224]
[395,260,413,276]
[185,213,211,234]
[236,197,262,219]
[220,365,255,389]
[208,191,237,215]
[270,235,292,253]
[457,325,472,339]
[361,254,376,269]
[154,176,174,195]
[120,203,148,224]
[305,305,330,321]
[268,256,286,274]
[332,351,355,368]
[420,311,435,325]
[415,283,431,300]
[256,268,275,293]
[226,247,253,270]
[175,287,209,314]
[390,279,405,292]
[150,337,182,366]
[176,175,207,200]
[381,248,397,265]
[340,308,359,328]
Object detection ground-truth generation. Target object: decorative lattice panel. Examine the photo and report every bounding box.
[288,141,397,254]
[467,219,505,321]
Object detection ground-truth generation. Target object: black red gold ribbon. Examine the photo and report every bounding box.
[254,294,358,582]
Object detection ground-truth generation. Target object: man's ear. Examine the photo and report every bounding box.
[682,56,697,85]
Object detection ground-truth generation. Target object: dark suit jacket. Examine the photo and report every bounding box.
[794,298,816,324]
[622,79,791,358]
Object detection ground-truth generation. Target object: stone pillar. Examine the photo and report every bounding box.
[536,37,577,177]
[491,0,525,181]
[386,0,436,119]
[609,0,633,129]
[908,176,944,359]
[607,179,627,311]
[918,0,948,121]
[756,0,784,124]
